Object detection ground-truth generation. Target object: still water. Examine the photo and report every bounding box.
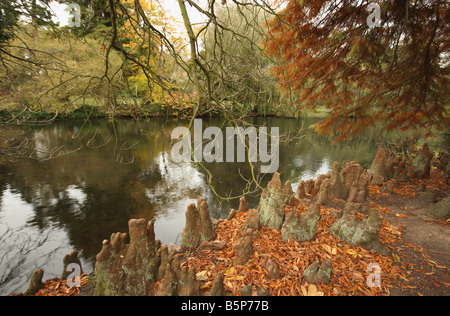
[0,117,383,295]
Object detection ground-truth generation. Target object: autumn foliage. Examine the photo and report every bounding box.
[180,170,449,296]
[35,274,90,297]
[33,169,449,296]
[181,204,404,296]
[265,0,449,140]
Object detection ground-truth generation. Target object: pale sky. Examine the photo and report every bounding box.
[49,0,208,29]
[48,1,70,26]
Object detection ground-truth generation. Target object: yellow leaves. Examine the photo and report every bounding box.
[196,270,208,281]
[321,244,337,255]
[226,275,245,281]
[224,267,235,277]
[220,266,246,292]
[159,92,195,117]
[224,267,244,281]
[391,253,401,263]
[301,284,324,296]
[347,249,362,259]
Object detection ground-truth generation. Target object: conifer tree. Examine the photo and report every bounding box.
[265,0,449,140]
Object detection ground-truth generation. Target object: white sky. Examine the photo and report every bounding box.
[49,0,208,29]
[48,2,70,26]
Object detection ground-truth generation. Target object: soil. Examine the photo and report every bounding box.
[368,183,449,296]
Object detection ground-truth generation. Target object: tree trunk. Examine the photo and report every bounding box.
[177,0,203,115]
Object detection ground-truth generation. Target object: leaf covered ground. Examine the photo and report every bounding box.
[36,170,449,296]
[180,169,449,296]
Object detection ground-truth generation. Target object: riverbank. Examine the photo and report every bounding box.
[4,130,449,296]
[0,104,333,123]
[22,165,449,296]
[166,168,449,296]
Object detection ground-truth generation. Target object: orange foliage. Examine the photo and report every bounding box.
[392,169,448,198]
[36,274,90,297]
[181,168,450,296]
[181,207,407,296]
[264,0,450,140]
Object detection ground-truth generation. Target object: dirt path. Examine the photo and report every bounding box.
[370,184,450,295]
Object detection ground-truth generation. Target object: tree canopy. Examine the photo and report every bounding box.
[0,0,448,138]
[265,0,449,140]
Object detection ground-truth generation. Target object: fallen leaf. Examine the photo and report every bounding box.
[307,284,318,296]
[225,275,245,281]
[424,259,448,269]
[321,244,332,254]
[401,285,417,289]
[224,267,235,276]
[201,283,212,290]
[347,249,362,259]
[392,253,401,263]
[196,270,208,281]
[320,244,338,255]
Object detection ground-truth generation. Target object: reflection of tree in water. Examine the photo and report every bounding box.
[0,119,198,278]
[272,117,383,183]
[0,225,53,294]
[0,121,142,268]
[0,117,388,295]
[0,165,7,207]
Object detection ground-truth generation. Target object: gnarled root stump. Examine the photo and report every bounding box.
[180,198,215,251]
[94,219,160,296]
[259,172,292,230]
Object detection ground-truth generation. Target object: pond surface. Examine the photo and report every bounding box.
[0,117,385,295]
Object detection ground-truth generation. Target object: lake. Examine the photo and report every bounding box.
[0,117,385,295]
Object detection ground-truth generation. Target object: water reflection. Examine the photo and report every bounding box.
[0,117,385,295]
